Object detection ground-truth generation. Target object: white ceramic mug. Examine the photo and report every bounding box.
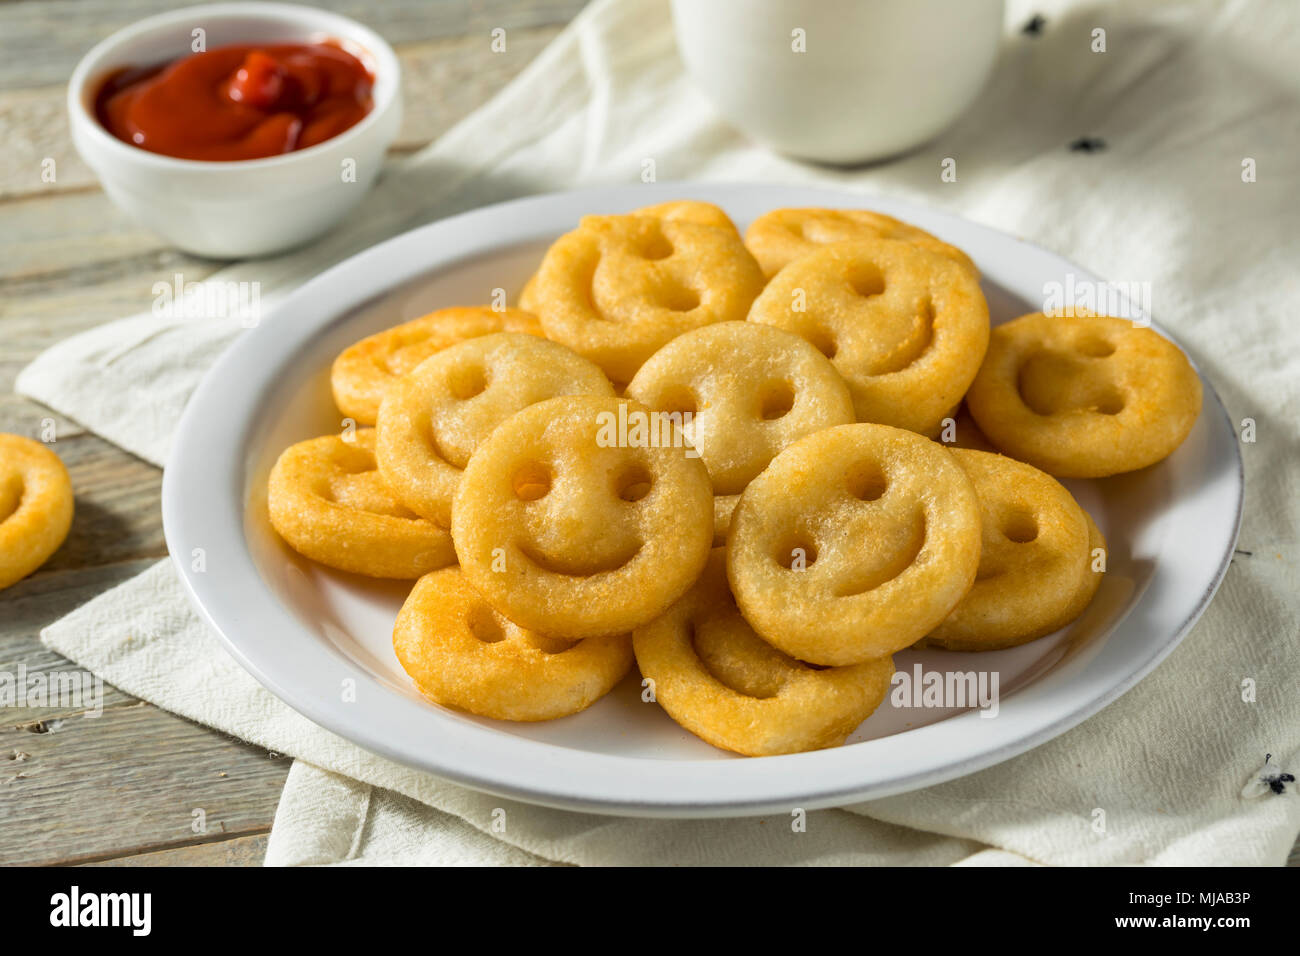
[671,0,1004,164]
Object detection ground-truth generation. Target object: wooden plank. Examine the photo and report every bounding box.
[0,24,566,201]
[0,257,224,353]
[0,188,175,283]
[392,24,564,156]
[0,700,289,866]
[0,394,85,445]
[37,434,166,573]
[0,559,155,723]
[79,832,269,866]
[0,0,588,89]
[0,86,96,200]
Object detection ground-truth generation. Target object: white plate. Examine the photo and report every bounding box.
[162,183,1242,817]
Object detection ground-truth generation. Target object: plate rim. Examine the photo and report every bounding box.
[161,181,1244,817]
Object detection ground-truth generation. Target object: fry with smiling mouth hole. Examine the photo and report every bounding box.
[634,551,894,755]
[394,566,634,721]
[452,396,713,639]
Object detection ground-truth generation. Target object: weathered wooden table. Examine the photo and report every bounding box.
[0,0,587,867]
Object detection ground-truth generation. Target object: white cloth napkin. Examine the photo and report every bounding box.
[20,0,1300,865]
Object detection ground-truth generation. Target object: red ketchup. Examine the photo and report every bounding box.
[94,42,374,161]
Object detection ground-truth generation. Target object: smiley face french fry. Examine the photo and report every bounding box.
[917,449,1105,651]
[394,566,634,721]
[625,321,854,543]
[727,423,981,666]
[634,550,893,755]
[268,429,454,578]
[451,396,713,639]
[966,311,1201,477]
[330,306,543,426]
[516,200,743,314]
[530,214,765,384]
[748,238,989,436]
[0,434,74,590]
[376,333,613,527]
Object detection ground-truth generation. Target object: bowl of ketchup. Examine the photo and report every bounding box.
[68,3,402,258]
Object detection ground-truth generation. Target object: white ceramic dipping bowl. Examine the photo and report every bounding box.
[67,2,402,259]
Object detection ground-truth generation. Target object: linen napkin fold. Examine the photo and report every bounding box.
[22,0,1300,865]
